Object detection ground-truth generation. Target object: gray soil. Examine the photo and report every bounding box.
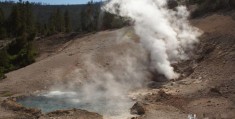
[0,11,235,119]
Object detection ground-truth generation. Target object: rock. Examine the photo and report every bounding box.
[182,67,194,78]
[1,99,24,111]
[130,102,145,115]
[230,0,235,7]
[210,87,222,95]
[1,98,42,118]
[47,110,71,116]
[45,109,103,119]
[146,81,164,89]
[0,74,7,80]
[168,0,178,9]
[155,90,171,102]
[151,72,168,82]
[131,117,141,119]
[158,90,169,98]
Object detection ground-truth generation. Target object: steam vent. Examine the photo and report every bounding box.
[0,0,235,119]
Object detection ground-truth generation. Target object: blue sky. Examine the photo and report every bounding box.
[6,0,103,5]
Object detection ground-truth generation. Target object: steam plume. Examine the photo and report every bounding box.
[103,0,202,79]
[47,30,150,118]
[44,1,202,118]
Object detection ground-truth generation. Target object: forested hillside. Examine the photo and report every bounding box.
[0,2,83,31]
[0,0,127,34]
[0,0,127,79]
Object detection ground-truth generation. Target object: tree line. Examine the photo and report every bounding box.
[0,1,38,79]
[0,0,127,79]
[80,0,128,32]
[0,0,72,79]
[38,8,71,36]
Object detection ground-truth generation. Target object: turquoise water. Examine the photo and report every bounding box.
[16,91,134,117]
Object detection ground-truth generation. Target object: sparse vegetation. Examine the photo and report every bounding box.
[0,7,6,39]
[0,1,38,78]
[0,91,14,97]
[0,0,127,78]
[0,0,127,35]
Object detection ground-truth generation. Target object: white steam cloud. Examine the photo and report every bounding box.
[103,0,202,79]
[43,1,202,119]
[47,51,149,119]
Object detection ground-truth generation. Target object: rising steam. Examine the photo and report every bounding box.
[43,0,202,119]
[103,0,202,79]
[47,52,149,118]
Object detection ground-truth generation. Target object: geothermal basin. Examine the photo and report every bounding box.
[16,90,135,118]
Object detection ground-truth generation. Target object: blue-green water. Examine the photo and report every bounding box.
[16,91,134,117]
[17,96,92,113]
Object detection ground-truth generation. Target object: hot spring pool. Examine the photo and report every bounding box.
[17,91,134,118]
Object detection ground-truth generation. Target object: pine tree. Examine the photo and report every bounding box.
[102,12,114,29]
[25,1,35,35]
[6,1,36,37]
[81,1,96,32]
[64,10,71,33]
[0,48,10,69]
[7,6,21,36]
[43,24,49,36]
[48,11,56,34]
[80,9,87,32]
[55,8,64,32]
[0,0,38,77]
[0,7,6,39]
[0,8,4,25]
[48,8,66,34]
[0,48,10,79]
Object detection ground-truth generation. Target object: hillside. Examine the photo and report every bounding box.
[0,1,101,31]
[0,0,235,119]
[0,0,127,81]
[0,10,234,118]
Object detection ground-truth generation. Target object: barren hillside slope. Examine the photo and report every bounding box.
[137,13,235,119]
[0,11,235,119]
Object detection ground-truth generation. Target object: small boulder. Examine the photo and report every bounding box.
[146,81,163,89]
[230,0,235,8]
[1,98,42,118]
[156,90,171,102]
[1,99,23,111]
[168,0,178,9]
[130,102,145,115]
[158,90,169,98]
[210,87,222,95]
[46,109,103,119]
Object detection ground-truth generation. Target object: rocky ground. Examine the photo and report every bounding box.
[0,11,235,119]
[132,13,235,119]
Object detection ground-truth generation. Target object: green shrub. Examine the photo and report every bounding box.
[0,66,7,80]
[0,91,14,97]
[0,49,10,69]
[0,27,7,39]
[13,42,36,67]
[3,33,37,71]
